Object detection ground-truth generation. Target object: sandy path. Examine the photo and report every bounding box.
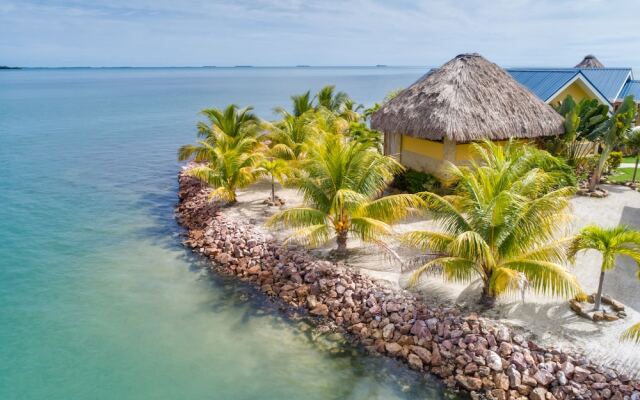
[227,180,640,374]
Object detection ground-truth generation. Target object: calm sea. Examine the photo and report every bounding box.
[0,67,460,399]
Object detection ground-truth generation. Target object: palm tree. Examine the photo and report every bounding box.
[588,96,636,191]
[268,113,316,166]
[178,104,265,203]
[316,85,349,113]
[347,122,383,153]
[339,99,363,123]
[625,128,640,183]
[569,224,640,311]
[290,91,315,117]
[403,141,582,306]
[267,134,422,255]
[185,137,264,204]
[197,104,259,139]
[178,104,261,161]
[259,157,292,203]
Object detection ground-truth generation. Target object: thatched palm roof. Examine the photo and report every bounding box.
[371,53,564,142]
[575,55,604,68]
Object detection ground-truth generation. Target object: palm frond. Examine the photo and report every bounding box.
[498,259,583,298]
[621,322,640,344]
[407,256,478,287]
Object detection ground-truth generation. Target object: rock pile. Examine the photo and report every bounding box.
[176,171,640,400]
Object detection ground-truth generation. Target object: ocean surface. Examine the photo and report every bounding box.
[0,67,460,399]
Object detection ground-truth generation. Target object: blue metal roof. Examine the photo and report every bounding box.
[506,68,631,103]
[507,69,576,101]
[580,69,632,100]
[618,80,640,100]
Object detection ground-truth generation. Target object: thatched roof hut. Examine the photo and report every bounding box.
[371,53,564,143]
[575,55,604,68]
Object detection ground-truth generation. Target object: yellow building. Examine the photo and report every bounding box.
[371,53,565,178]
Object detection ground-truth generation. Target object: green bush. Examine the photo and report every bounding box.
[606,151,623,172]
[393,169,441,193]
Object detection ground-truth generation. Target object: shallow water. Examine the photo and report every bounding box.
[0,67,460,399]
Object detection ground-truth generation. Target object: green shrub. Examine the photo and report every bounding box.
[606,151,623,173]
[393,169,441,193]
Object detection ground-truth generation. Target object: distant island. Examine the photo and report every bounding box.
[0,65,21,70]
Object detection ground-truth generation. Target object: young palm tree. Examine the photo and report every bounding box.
[258,157,292,203]
[178,104,265,203]
[568,224,640,311]
[268,134,422,255]
[316,85,349,113]
[197,104,259,139]
[268,113,316,166]
[178,104,261,161]
[185,137,264,204]
[403,141,582,306]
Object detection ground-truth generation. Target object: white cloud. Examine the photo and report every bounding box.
[1,0,639,67]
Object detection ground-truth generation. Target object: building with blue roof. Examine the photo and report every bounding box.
[505,55,637,116]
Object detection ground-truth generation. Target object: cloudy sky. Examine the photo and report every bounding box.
[2,0,639,68]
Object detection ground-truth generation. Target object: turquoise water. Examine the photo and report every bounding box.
[0,67,456,399]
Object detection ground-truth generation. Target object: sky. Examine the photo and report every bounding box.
[1,0,640,68]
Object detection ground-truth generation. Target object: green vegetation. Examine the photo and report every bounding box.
[268,133,422,255]
[588,96,636,190]
[403,141,582,305]
[606,151,623,172]
[608,168,636,183]
[549,95,636,188]
[392,169,442,194]
[569,225,640,311]
[177,85,637,311]
[178,105,266,203]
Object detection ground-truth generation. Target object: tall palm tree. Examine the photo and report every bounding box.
[403,141,582,306]
[316,85,349,113]
[589,96,636,191]
[268,134,422,255]
[569,224,640,311]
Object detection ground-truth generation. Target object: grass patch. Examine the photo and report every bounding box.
[622,156,638,164]
[609,167,638,183]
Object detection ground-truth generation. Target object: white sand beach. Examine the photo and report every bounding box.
[226,181,640,374]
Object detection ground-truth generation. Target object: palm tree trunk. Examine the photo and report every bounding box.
[480,284,495,307]
[594,269,606,312]
[336,231,348,256]
[271,175,275,203]
[589,150,609,191]
[633,155,639,184]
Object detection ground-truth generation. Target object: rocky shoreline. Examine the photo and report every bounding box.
[176,170,640,400]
